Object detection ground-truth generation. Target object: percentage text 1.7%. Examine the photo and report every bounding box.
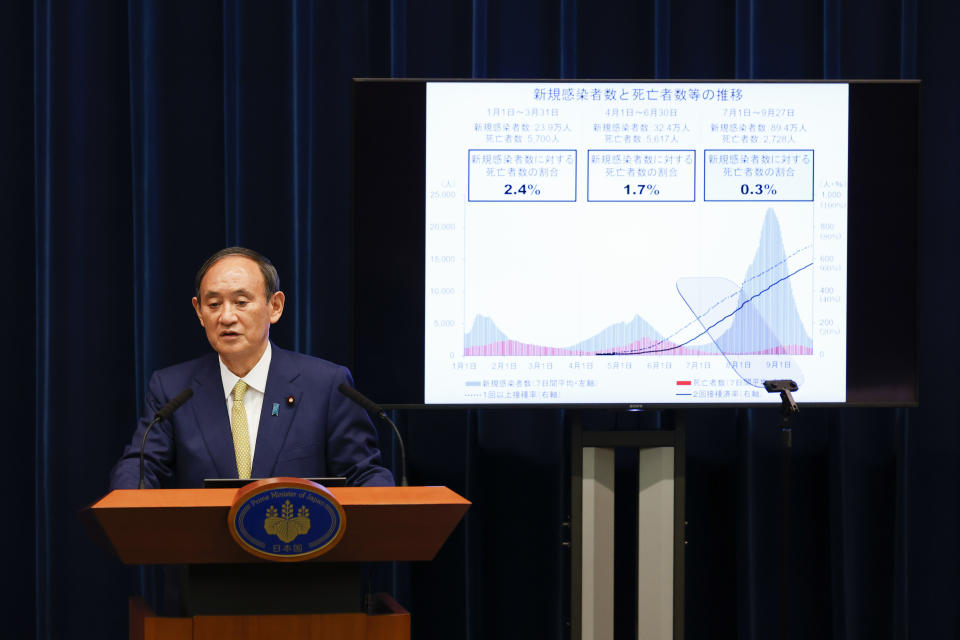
[624,184,660,196]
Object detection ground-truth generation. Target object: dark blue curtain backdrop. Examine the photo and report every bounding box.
[2,0,956,638]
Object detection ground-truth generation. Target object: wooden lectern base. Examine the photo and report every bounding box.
[93,486,465,640]
[130,593,410,640]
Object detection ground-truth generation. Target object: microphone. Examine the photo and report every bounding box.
[139,388,194,489]
[155,387,195,421]
[338,383,408,486]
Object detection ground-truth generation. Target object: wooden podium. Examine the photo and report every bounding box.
[88,485,470,640]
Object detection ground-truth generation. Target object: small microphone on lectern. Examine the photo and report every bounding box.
[139,388,194,489]
[155,388,195,421]
[338,383,408,486]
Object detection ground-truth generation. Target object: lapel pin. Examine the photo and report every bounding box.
[286,395,296,407]
[271,403,280,416]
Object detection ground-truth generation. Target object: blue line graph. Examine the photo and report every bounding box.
[464,209,812,357]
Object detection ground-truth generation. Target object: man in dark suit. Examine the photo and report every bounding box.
[110,247,393,489]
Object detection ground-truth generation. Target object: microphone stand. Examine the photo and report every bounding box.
[378,409,408,487]
[138,415,163,490]
[337,383,408,486]
[138,388,194,489]
[764,380,799,640]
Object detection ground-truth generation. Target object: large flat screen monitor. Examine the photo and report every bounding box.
[352,80,918,408]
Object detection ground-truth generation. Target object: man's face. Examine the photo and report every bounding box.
[192,255,284,372]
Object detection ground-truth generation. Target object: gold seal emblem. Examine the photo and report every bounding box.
[228,477,345,561]
[263,499,311,543]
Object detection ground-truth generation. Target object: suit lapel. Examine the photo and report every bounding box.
[191,355,238,478]
[251,346,303,478]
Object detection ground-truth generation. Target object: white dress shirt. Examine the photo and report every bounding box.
[219,342,272,465]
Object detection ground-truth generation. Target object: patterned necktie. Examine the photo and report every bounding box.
[231,380,252,479]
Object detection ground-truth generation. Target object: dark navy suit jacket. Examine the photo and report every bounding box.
[109,345,394,489]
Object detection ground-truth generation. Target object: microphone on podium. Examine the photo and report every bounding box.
[338,383,408,486]
[138,388,194,489]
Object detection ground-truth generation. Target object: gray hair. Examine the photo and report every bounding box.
[194,247,280,299]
